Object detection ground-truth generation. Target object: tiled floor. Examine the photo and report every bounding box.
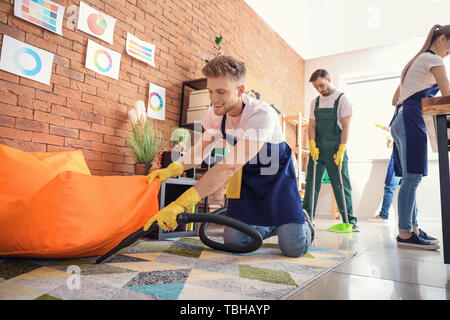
[288,217,450,300]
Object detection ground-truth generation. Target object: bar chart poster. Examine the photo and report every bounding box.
[77,1,116,44]
[0,35,54,85]
[85,39,121,80]
[14,0,65,35]
[126,33,156,67]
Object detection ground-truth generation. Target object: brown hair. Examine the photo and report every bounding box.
[309,69,330,82]
[400,24,450,83]
[201,56,247,82]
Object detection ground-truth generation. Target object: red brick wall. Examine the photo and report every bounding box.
[0,0,305,176]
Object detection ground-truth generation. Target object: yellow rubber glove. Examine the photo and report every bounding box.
[333,144,346,170]
[225,168,243,199]
[143,187,201,231]
[309,139,319,162]
[146,161,184,186]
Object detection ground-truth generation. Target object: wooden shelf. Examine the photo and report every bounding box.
[281,112,309,191]
[179,79,208,128]
[284,115,309,126]
[291,147,310,154]
[179,122,204,132]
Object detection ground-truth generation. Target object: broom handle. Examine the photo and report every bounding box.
[311,159,316,220]
[338,167,349,224]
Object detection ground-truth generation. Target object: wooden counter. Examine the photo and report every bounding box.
[422,96,450,264]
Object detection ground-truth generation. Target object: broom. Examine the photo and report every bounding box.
[327,165,353,233]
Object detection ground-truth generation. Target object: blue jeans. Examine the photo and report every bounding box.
[379,175,401,219]
[224,223,311,258]
[390,112,422,233]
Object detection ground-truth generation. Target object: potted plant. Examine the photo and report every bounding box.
[160,127,191,168]
[171,127,191,153]
[127,101,161,175]
[204,35,223,63]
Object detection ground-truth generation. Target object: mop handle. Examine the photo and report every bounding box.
[338,167,349,224]
[311,159,316,219]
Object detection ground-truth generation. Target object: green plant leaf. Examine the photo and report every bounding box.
[171,127,191,146]
[126,121,161,164]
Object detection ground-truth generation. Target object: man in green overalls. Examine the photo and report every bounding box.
[302,69,359,231]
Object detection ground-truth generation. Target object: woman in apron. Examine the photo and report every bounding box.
[390,24,450,250]
[145,56,313,258]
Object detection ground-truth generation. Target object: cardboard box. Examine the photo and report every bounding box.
[187,106,209,123]
[189,89,210,109]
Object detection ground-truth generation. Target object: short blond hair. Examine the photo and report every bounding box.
[202,56,247,83]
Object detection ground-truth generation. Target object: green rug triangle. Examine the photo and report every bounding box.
[179,237,204,246]
[165,240,203,258]
[0,260,41,280]
[303,252,315,259]
[125,282,185,300]
[133,242,170,252]
[239,265,297,287]
[35,294,61,300]
[261,243,279,248]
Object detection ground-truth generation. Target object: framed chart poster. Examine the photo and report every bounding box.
[147,83,166,121]
[0,35,54,85]
[77,1,116,44]
[85,39,121,80]
[14,0,65,35]
[126,32,156,67]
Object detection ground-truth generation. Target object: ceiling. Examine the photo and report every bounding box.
[244,0,450,60]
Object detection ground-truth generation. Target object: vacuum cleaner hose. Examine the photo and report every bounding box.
[197,208,263,254]
[96,210,262,263]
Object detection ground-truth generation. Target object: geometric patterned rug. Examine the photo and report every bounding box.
[0,237,356,300]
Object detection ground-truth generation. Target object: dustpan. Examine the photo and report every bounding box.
[327,166,353,233]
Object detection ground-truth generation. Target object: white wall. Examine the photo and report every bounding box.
[305,38,447,222]
[245,0,450,60]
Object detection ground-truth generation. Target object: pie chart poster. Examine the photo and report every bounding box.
[77,1,115,44]
[85,39,121,80]
[147,83,166,121]
[0,35,54,85]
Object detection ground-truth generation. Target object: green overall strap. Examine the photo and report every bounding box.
[333,93,344,135]
[334,93,344,110]
[315,92,344,110]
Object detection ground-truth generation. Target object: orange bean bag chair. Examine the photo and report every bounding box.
[0,144,159,258]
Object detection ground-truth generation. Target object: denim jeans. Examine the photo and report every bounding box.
[379,174,419,221]
[390,112,422,233]
[223,222,311,258]
[379,175,401,219]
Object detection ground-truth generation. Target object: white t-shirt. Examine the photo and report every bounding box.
[202,93,284,144]
[398,52,444,104]
[309,90,352,130]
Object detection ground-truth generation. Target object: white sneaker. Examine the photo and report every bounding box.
[368,215,388,223]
